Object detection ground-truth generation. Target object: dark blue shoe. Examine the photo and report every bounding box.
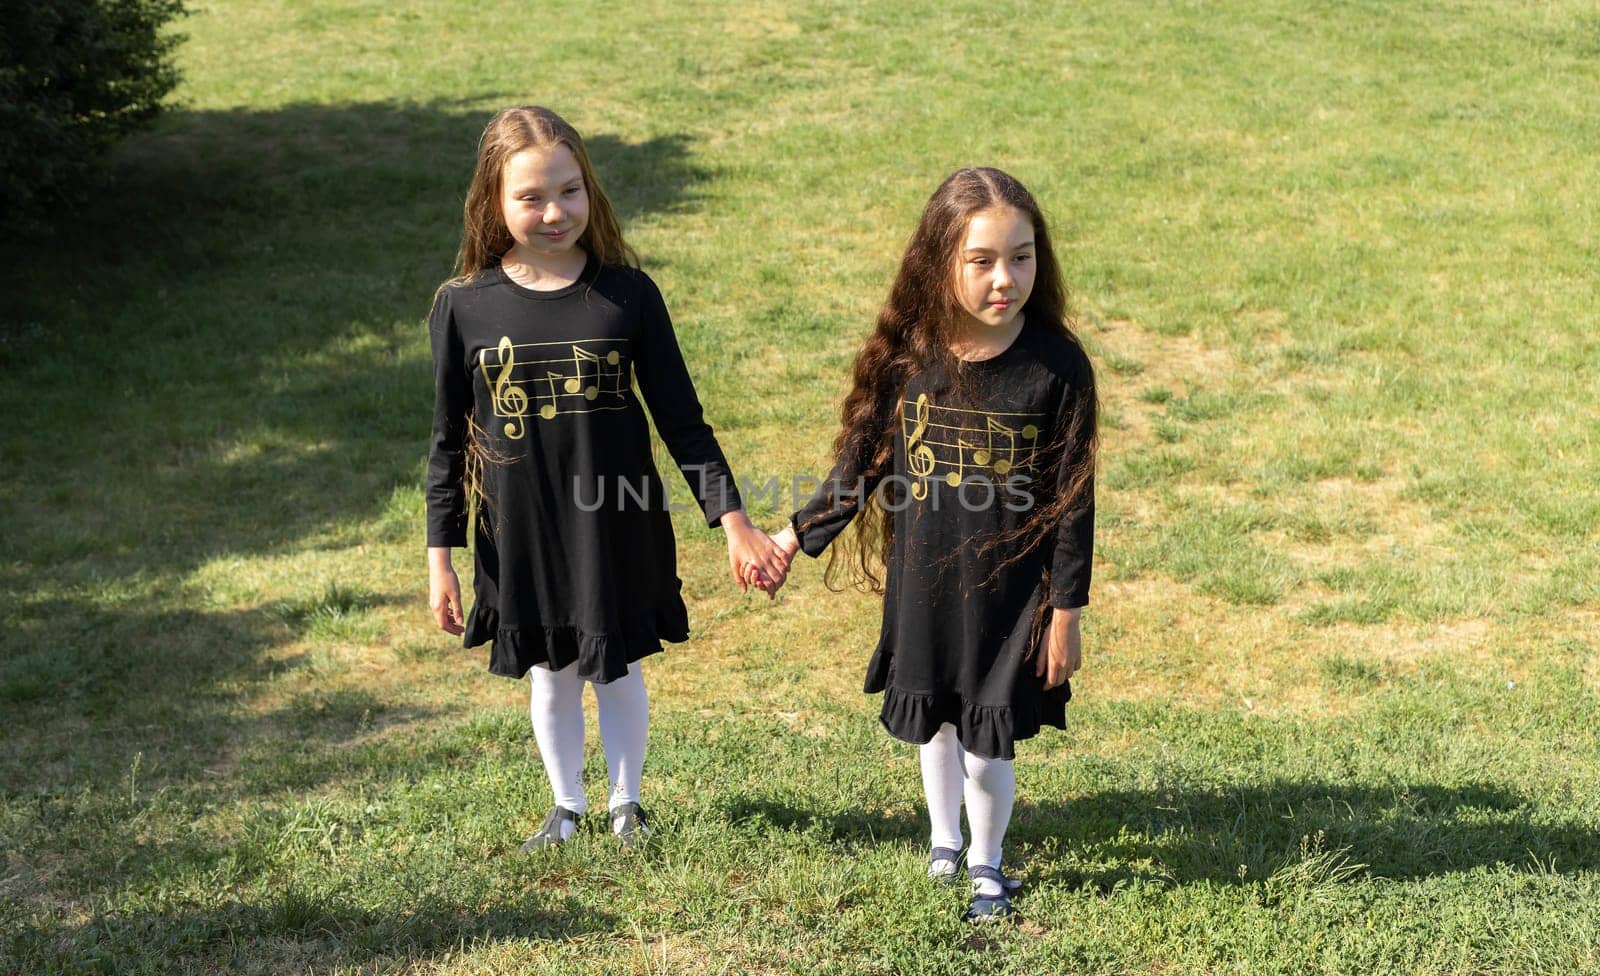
[964,864,1021,922]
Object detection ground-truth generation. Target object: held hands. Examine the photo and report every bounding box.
[722,510,791,599]
[1038,607,1082,689]
[741,523,802,596]
[428,547,465,636]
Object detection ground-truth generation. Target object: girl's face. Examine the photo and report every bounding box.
[952,206,1036,331]
[500,144,590,259]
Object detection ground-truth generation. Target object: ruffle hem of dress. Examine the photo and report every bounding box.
[462,602,689,684]
[872,680,1070,762]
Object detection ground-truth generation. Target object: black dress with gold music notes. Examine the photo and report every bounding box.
[790,319,1095,759]
[426,257,742,683]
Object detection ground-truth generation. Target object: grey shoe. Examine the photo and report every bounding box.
[609,802,650,851]
[518,806,581,852]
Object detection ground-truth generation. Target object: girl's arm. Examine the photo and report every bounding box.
[425,289,471,635]
[772,522,802,561]
[429,546,464,636]
[758,441,892,596]
[1049,484,1094,609]
[785,424,891,559]
[1040,352,1098,685]
[1038,607,1081,689]
[1039,493,1092,685]
[1048,375,1096,612]
[631,274,741,524]
[630,274,788,592]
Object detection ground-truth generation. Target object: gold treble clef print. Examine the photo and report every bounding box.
[480,336,531,437]
[905,393,935,501]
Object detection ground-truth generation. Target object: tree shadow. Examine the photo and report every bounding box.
[720,779,1600,887]
[1,98,709,589]
[722,795,926,849]
[1013,779,1600,889]
[0,100,711,962]
[9,885,618,972]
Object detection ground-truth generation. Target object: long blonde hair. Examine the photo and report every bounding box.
[445,106,639,522]
[449,105,637,283]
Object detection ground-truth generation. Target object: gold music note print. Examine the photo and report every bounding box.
[945,437,969,487]
[538,371,564,420]
[600,349,625,395]
[1019,423,1039,467]
[566,346,601,401]
[974,417,1016,475]
[480,336,531,438]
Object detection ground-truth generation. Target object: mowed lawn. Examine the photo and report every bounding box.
[3,1,1598,973]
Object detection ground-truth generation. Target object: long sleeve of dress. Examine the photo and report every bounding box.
[1049,481,1094,608]
[790,413,891,558]
[632,276,742,528]
[426,289,472,548]
[1048,366,1096,609]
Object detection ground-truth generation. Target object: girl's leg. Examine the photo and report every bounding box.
[528,663,587,839]
[961,748,1016,893]
[920,723,966,860]
[591,663,649,814]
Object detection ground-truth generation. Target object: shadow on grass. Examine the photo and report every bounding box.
[0,101,709,962]
[725,780,1600,885]
[724,796,925,848]
[1015,779,1600,887]
[0,592,429,791]
[9,886,617,972]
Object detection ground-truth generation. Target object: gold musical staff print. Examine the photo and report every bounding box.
[479,337,632,436]
[899,395,1044,498]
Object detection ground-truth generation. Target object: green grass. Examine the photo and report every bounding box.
[3,0,1599,972]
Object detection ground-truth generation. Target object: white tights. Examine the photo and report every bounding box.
[527,662,648,834]
[920,722,1015,873]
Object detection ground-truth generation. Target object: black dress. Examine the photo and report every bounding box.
[426,258,741,683]
[791,321,1094,759]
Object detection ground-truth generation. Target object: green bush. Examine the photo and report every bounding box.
[0,0,186,229]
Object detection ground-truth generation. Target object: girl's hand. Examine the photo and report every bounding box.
[1038,607,1082,689]
[722,510,790,598]
[772,524,801,562]
[428,547,465,636]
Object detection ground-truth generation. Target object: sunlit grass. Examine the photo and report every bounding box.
[2,0,1598,973]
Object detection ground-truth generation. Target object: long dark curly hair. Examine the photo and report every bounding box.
[809,167,1098,594]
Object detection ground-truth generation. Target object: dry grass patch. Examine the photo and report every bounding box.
[1088,578,1335,716]
[1092,316,1235,384]
[1082,578,1538,718]
[1087,315,1237,442]
[721,4,802,40]
[1314,617,1502,677]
